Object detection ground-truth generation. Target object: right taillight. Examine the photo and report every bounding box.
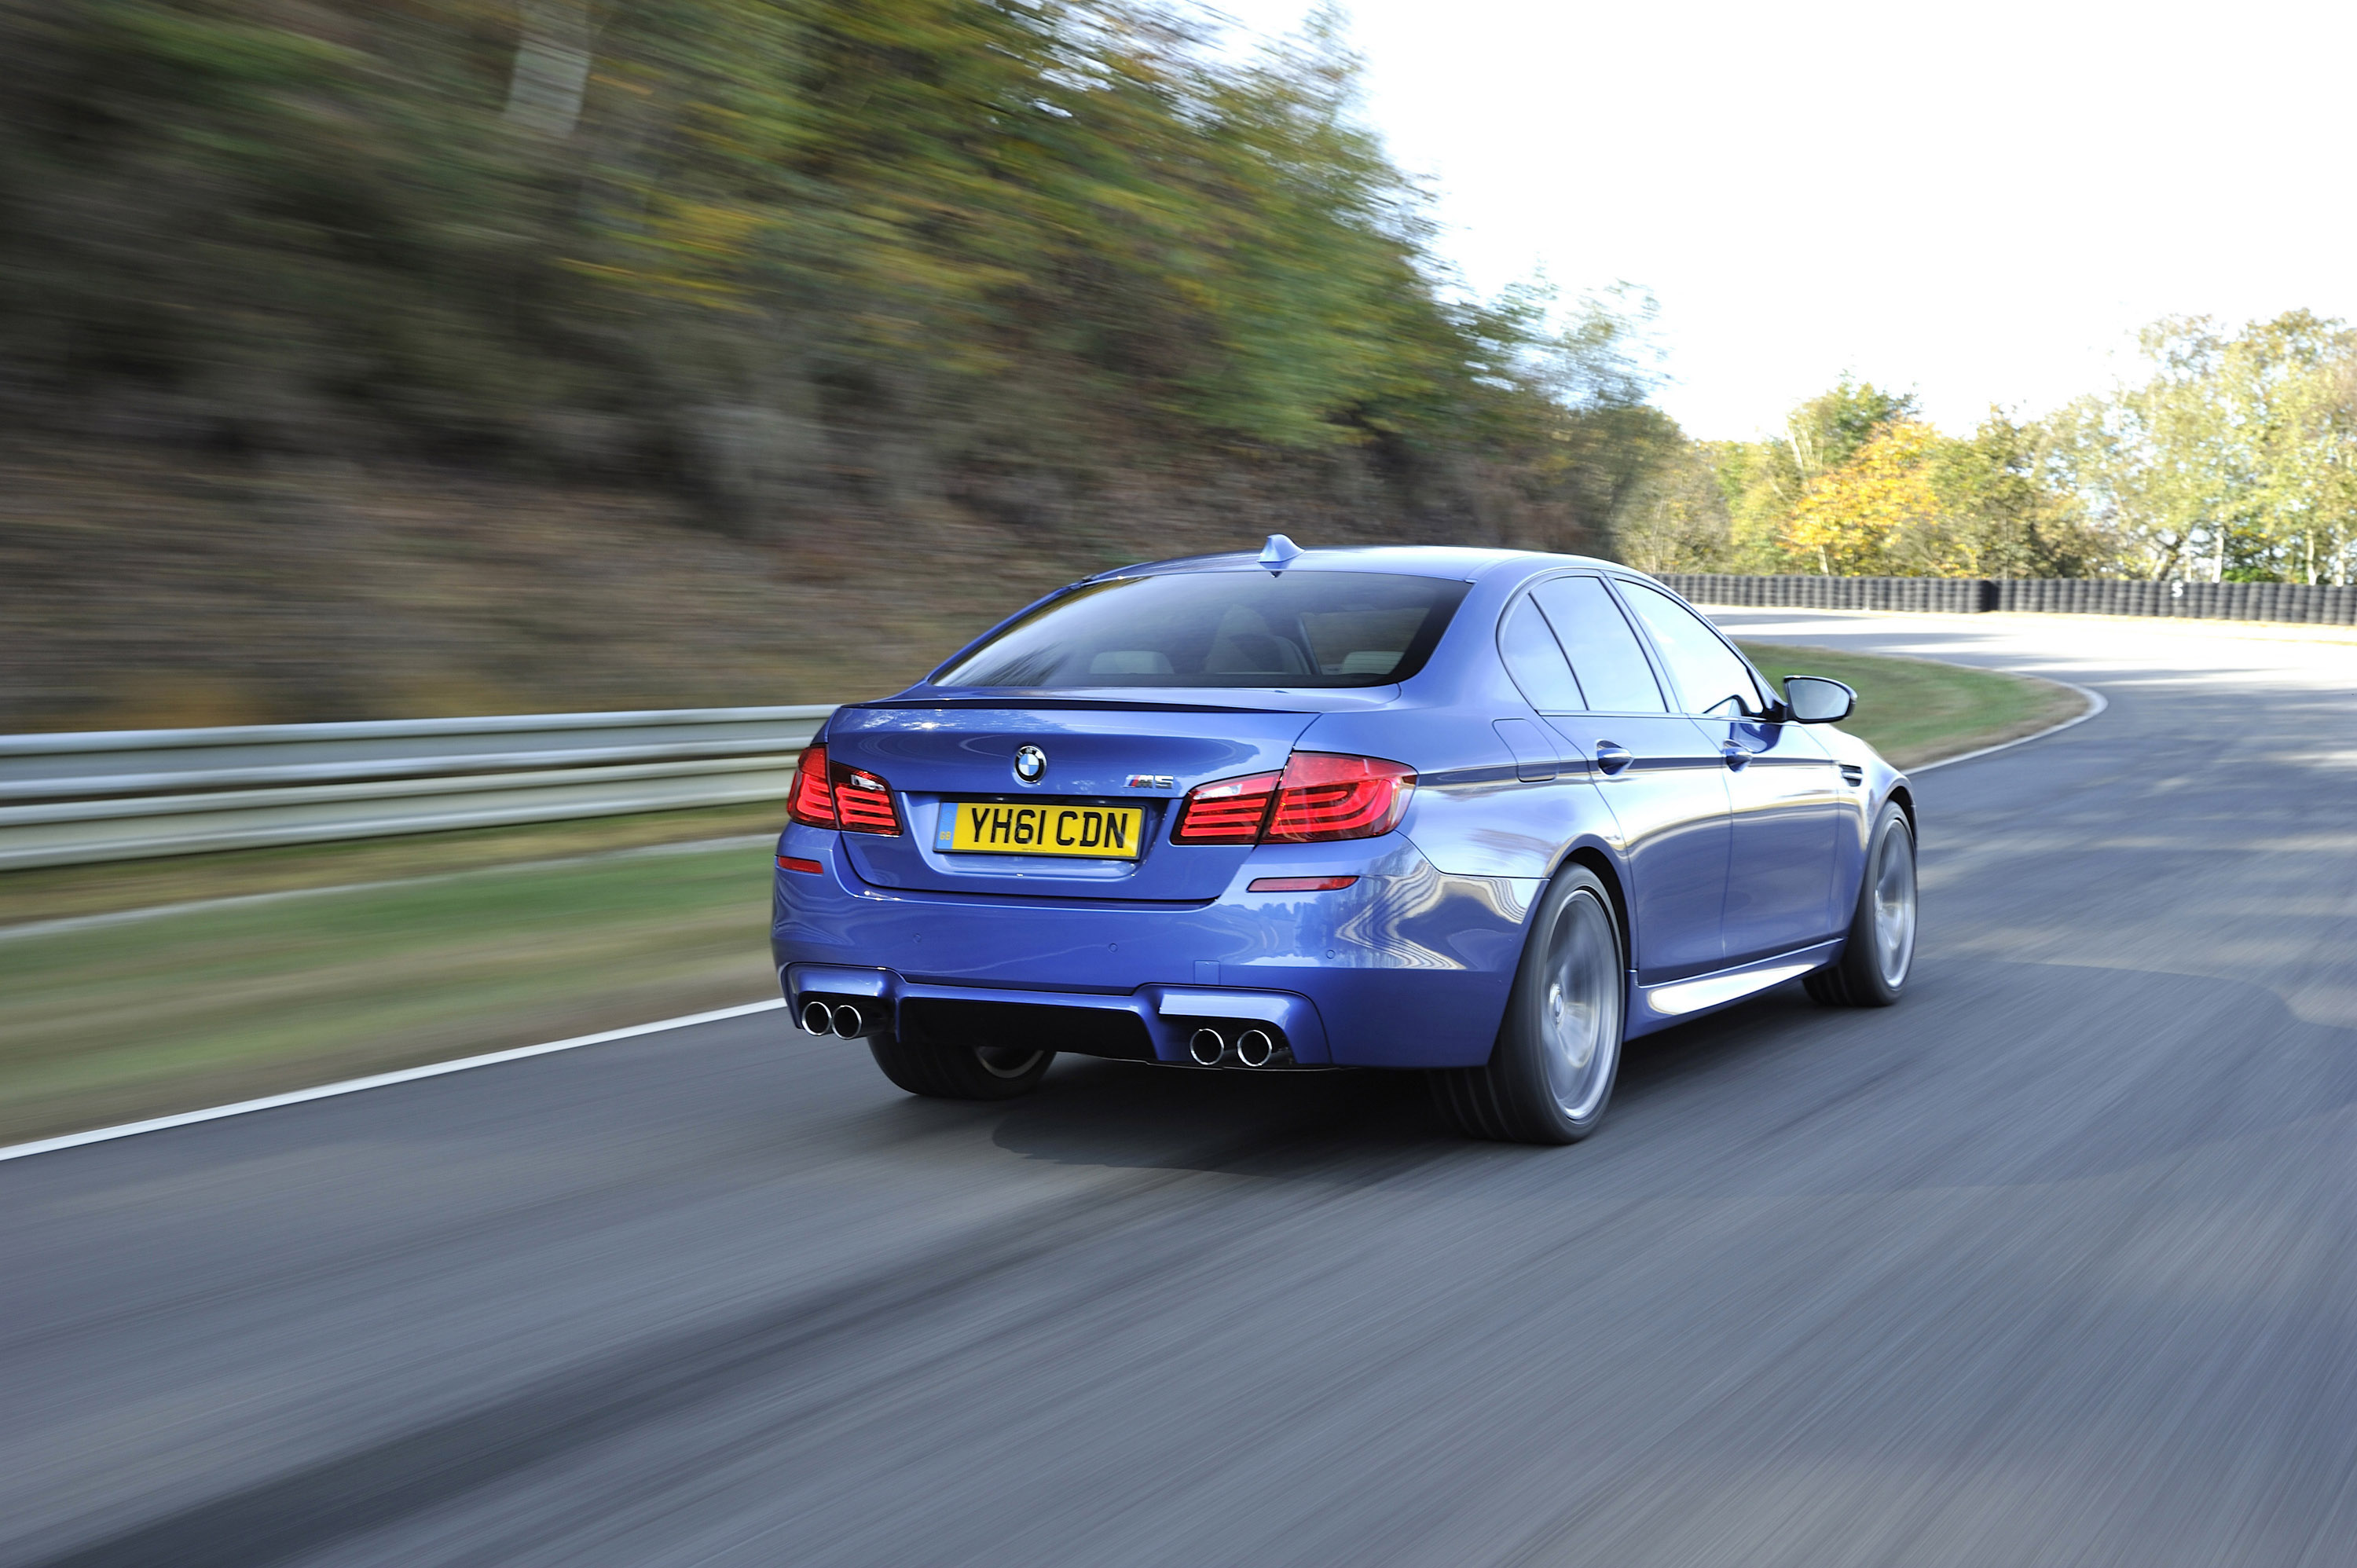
[789,745,837,828]
[1265,753,1415,841]
[1171,753,1414,845]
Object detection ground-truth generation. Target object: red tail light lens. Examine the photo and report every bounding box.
[1171,753,1414,846]
[789,746,836,828]
[1171,771,1279,843]
[828,760,902,835]
[1265,753,1416,842]
[787,744,902,835]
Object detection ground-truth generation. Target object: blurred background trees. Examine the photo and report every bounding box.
[4,0,2355,728]
[2044,313,2357,583]
[0,0,1665,548]
[1642,322,2357,584]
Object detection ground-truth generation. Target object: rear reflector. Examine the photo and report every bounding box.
[1247,875,1358,892]
[776,855,823,874]
[1174,753,1413,846]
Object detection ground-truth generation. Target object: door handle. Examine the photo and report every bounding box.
[1594,742,1633,776]
[1721,741,1753,770]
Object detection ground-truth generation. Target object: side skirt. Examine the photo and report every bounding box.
[1626,939,1844,1038]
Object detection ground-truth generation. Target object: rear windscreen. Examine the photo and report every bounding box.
[933,572,1471,689]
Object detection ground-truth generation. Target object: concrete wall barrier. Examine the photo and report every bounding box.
[1655,574,2357,625]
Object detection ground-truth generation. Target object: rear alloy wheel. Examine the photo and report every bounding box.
[1429,864,1626,1145]
[867,1036,1055,1101]
[1805,800,1916,1007]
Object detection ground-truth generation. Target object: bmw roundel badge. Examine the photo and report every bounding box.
[1013,745,1047,783]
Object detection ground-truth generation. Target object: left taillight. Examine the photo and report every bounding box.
[1171,753,1414,845]
[788,746,838,828]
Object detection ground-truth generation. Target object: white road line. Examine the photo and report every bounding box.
[0,999,786,1165]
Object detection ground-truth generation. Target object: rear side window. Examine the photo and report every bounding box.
[1530,577,1667,713]
[933,572,1471,689]
[1617,581,1763,716]
[1498,595,1585,711]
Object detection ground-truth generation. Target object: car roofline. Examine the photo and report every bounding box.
[1076,546,1629,585]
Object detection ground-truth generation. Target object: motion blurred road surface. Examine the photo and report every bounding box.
[6,612,2356,1566]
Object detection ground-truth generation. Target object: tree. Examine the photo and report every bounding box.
[1616,433,1733,573]
[0,0,1684,549]
[1782,419,1942,575]
[1713,377,1917,570]
[2045,313,2357,582]
[1692,383,2102,578]
[1916,413,2110,579]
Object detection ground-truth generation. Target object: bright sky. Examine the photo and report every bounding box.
[1211,0,2357,439]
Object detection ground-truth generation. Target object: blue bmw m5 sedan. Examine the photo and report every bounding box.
[772,538,1915,1144]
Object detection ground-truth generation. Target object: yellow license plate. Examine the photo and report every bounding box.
[941,802,1145,859]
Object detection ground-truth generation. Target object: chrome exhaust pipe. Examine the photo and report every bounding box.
[1234,1028,1277,1068]
[800,999,837,1036]
[832,1002,866,1039]
[1189,1028,1227,1067]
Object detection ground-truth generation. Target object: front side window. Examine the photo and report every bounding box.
[1616,581,1763,716]
[933,572,1470,689]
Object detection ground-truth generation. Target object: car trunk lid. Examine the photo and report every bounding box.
[823,698,1339,901]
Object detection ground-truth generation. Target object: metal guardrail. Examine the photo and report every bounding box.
[0,706,833,870]
[18,563,2346,872]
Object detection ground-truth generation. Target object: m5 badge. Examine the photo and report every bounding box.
[1126,773,1176,789]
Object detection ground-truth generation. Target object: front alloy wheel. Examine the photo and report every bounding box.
[1806,800,1916,1007]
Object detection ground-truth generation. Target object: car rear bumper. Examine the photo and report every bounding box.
[771,826,1542,1069]
[783,964,1336,1067]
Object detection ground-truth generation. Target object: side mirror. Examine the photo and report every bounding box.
[1781,675,1855,724]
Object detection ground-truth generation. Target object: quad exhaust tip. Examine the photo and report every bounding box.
[832,1002,866,1039]
[1234,1028,1277,1068]
[801,999,837,1035]
[1189,1028,1227,1067]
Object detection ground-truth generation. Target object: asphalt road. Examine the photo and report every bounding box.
[6,611,2357,1567]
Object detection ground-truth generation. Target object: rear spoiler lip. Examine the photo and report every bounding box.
[851,685,1402,715]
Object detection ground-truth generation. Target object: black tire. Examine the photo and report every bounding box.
[1805,800,1916,1007]
[1428,863,1627,1145]
[867,1035,1055,1101]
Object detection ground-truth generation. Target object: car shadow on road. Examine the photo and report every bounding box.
[983,1057,1453,1178]
[970,955,2357,1191]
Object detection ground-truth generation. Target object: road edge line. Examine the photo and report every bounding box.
[1910,681,2107,773]
[0,998,786,1165]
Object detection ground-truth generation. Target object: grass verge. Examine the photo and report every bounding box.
[0,842,780,1145]
[1738,642,2086,769]
[0,646,2088,1145]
